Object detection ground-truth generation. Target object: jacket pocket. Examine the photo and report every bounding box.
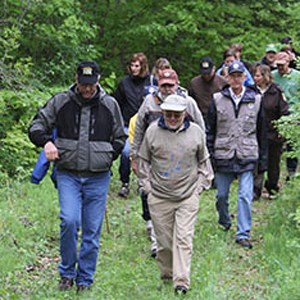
[89,141,114,172]
[55,138,78,170]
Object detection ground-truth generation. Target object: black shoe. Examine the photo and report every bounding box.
[76,285,90,294]
[223,224,231,231]
[58,277,74,291]
[118,183,129,198]
[236,239,253,249]
[151,248,157,259]
[219,223,231,231]
[175,285,188,295]
[253,193,260,201]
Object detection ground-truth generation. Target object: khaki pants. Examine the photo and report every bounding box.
[148,191,199,289]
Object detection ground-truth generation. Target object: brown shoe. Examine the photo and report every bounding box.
[76,285,90,294]
[58,277,74,291]
[236,239,253,249]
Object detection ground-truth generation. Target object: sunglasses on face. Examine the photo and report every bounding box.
[161,84,175,88]
[164,111,183,119]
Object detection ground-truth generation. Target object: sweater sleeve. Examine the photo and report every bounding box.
[186,96,206,133]
[138,132,152,194]
[196,130,214,193]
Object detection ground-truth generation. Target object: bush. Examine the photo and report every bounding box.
[0,88,55,184]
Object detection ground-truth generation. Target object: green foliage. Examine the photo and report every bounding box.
[1,0,299,87]
[261,177,300,299]
[0,88,55,183]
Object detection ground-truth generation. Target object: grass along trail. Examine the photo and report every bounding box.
[0,169,299,299]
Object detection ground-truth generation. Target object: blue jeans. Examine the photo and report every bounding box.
[215,171,253,240]
[57,170,110,286]
[119,127,131,184]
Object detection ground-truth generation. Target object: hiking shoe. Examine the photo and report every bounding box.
[118,183,129,198]
[151,247,157,259]
[175,285,188,295]
[76,285,90,294]
[236,239,253,249]
[161,275,172,284]
[219,223,231,231]
[223,224,231,231]
[58,277,74,291]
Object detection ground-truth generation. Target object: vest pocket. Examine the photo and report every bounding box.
[214,138,233,159]
[242,113,256,133]
[238,139,258,159]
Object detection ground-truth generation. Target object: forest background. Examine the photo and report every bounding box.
[0,0,300,180]
[0,1,300,298]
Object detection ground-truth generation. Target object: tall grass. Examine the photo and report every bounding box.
[0,164,299,299]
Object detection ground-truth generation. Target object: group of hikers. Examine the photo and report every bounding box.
[28,36,299,295]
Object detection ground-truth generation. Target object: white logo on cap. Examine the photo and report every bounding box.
[233,63,239,69]
[82,67,93,75]
[202,62,209,68]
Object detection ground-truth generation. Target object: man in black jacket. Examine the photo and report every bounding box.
[29,61,126,293]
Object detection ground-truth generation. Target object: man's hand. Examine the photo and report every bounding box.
[44,141,59,161]
[131,158,139,175]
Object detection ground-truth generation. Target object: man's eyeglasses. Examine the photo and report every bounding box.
[160,84,175,88]
[164,111,183,119]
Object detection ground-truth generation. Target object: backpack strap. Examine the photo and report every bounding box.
[150,74,155,86]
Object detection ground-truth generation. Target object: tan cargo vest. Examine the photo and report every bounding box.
[213,92,262,160]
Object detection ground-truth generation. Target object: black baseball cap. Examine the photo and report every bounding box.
[281,36,292,45]
[77,61,99,84]
[199,57,214,75]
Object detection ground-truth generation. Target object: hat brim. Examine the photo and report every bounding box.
[228,70,244,75]
[159,79,177,86]
[78,75,98,84]
[160,103,186,112]
[275,60,287,65]
[200,68,213,75]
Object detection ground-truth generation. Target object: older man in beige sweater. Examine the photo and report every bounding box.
[138,94,213,295]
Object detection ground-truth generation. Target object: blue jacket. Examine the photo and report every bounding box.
[30,129,57,188]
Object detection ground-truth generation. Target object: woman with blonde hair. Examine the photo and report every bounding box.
[152,57,172,79]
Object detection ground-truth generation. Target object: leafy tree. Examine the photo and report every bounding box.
[0,0,299,182]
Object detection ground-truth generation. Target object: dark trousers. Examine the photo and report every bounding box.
[254,141,283,197]
[141,191,151,221]
[286,143,298,173]
[119,131,130,184]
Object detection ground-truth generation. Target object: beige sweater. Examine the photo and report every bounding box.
[138,119,213,201]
